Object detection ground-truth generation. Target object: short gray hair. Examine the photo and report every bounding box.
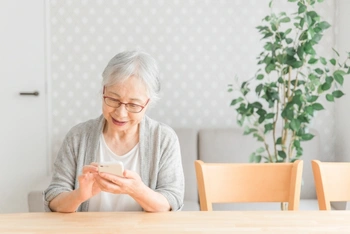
[102,50,161,104]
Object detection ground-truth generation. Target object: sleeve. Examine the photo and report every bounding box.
[43,132,78,212]
[154,128,185,211]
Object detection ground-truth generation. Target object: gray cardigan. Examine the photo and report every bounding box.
[44,115,184,212]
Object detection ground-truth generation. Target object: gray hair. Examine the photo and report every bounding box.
[102,50,161,105]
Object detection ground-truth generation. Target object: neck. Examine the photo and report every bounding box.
[103,122,139,143]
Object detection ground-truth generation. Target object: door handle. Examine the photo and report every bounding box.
[19,91,39,96]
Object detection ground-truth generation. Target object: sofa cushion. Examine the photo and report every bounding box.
[174,128,199,210]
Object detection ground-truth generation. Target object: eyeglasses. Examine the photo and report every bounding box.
[103,96,149,113]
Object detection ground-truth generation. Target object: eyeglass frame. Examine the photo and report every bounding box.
[102,86,150,113]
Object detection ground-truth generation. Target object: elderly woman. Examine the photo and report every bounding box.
[44,50,184,212]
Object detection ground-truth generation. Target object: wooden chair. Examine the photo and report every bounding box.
[312,160,350,210]
[194,160,303,211]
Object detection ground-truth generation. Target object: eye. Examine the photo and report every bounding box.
[128,103,139,108]
[108,98,119,103]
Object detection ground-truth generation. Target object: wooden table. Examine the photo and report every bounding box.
[1,211,350,233]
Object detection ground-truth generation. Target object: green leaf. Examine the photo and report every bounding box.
[315,68,324,75]
[308,58,318,64]
[285,28,292,35]
[319,57,327,65]
[265,63,276,73]
[265,113,275,119]
[330,58,336,66]
[332,90,344,98]
[334,71,344,85]
[257,74,264,80]
[285,38,293,44]
[326,76,334,84]
[290,61,303,69]
[286,48,296,56]
[318,21,331,30]
[298,4,307,14]
[307,95,318,102]
[314,27,322,33]
[254,155,262,163]
[300,133,314,141]
[262,32,274,39]
[278,151,287,159]
[276,137,282,145]
[249,152,256,163]
[253,133,264,142]
[264,42,273,51]
[294,140,300,148]
[297,45,304,60]
[256,108,267,116]
[290,119,301,131]
[271,23,277,31]
[252,102,263,109]
[264,123,273,133]
[244,127,258,135]
[256,147,265,154]
[312,33,323,43]
[306,15,312,27]
[305,105,314,115]
[304,42,316,55]
[280,17,291,23]
[230,97,244,106]
[299,31,308,41]
[255,84,263,95]
[321,82,331,91]
[312,103,324,110]
[326,94,334,102]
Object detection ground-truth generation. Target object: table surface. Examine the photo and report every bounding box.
[1,211,350,233]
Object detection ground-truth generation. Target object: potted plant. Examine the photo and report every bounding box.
[228,0,350,163]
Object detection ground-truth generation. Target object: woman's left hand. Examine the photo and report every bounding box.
[94,169,145,197]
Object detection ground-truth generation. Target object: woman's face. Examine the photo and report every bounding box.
[102,76,149,134]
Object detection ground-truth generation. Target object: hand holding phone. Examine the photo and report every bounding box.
[98,162,124,177]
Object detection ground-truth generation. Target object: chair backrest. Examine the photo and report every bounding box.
[312,160,350,210]
[194,160,303,211]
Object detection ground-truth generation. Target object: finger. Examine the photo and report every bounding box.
[99,172,123,185]
[83,165,98,174]
[78,172,94,184]
[90,162,99,167]
[123,169,140,180]
[94,174,122,193]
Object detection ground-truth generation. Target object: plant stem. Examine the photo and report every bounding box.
[287,131,296,163]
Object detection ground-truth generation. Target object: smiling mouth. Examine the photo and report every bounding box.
[112,117,127,125]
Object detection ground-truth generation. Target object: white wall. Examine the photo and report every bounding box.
[335,0,350,162]
[49,0,337,165]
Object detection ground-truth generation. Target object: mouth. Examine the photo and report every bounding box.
[111,117,127,126]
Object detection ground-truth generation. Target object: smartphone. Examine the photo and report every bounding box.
[98,162,124,177]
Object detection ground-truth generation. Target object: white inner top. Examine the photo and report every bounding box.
[88,133,142,211]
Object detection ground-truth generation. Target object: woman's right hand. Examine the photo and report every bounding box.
[77,164,101,202]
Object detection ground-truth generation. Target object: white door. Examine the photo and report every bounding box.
[0,0,47,213]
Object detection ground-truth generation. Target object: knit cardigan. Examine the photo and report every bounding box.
[44,115,184,212]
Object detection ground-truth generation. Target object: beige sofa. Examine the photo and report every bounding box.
[29,127,342,212]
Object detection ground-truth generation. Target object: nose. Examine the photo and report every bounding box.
[114,103,128,116]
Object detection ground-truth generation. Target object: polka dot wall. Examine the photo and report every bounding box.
[49,0,336,162]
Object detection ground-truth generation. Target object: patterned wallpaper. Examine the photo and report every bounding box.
[49,0,336,163]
